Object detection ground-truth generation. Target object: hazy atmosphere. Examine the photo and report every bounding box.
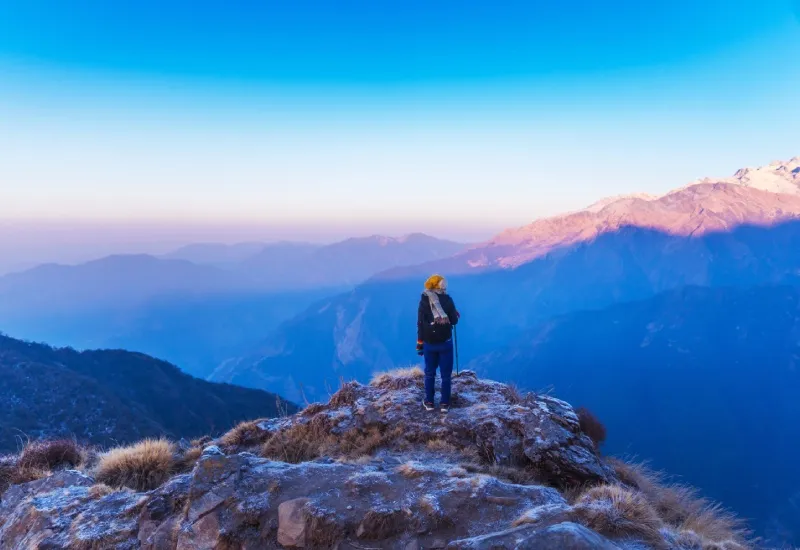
[2,1,799,271]
[2,2,800,548]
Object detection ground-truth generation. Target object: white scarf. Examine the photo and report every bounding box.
[424,289,450,323]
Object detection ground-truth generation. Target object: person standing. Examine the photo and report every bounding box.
[416,274,459,412]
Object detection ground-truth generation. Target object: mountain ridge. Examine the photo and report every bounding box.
[0,333,296,453]
[373,156,800,280]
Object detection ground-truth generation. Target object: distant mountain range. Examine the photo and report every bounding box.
[215,157,800,401]
[378,157,800,279]
[163,234,466,289]
[0,333,296,453]
[0,233,462,377]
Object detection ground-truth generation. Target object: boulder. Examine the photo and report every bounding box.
[278,497,311,547]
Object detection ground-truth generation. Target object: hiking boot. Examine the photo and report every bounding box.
[440,403,450,413]
[423,401,435,411]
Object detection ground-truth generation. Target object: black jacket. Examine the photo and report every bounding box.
[417,292,459,344]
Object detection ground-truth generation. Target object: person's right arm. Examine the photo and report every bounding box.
[445,296,460,325]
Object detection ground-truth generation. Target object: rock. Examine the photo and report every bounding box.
[0,374,721,550]
[0,476,143,550]
[0,469,93,523]
[446,521,623,549]
[201,444,225,457]
[254,371,615,488]
[278,497,311,547]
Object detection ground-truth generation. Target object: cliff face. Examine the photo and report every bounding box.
[0,370,749,549]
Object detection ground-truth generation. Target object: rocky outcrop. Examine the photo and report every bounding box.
[254,370,615,488]
[0,371,748,549]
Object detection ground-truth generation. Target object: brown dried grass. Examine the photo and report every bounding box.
[369,367,424,390]
[329,381,361,408]
[219,420,268,449]
[573,484,665,548]
[18,439,85,471]
[95,438,176,491]
[606,459,752,548]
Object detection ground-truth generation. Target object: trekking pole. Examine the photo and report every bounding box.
[454,325,460,376]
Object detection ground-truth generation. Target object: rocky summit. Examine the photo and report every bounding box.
[0,370,749,549]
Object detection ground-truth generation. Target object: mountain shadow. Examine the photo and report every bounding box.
[468,284,800,545]
[216,219,800,403]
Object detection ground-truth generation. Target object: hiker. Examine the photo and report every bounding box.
[417,274,459,412]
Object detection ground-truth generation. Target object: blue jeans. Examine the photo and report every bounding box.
[423,340,454,405]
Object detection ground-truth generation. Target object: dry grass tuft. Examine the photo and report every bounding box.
[18,439,85,471]
[220,420,267,449]
[329,381,361,408]
[337,426,386,457]
[447,466,468,478]
[95,438,176,492]
[302,402,326,416]
[10,464,50,485]
[681,505,751,548]
[418,494,437,516]
[576,407,607,449]
[608,459,751,547]
[370,367,424,390]
[261,415,332,463]
[261,410,396,465]
[0,456,16,493]
[88,483,116,499]
[396,462,426,479]
[176,446,203,473]
[306,507,345,548]
[190,435,212,448]
[573,484,665,548]
[503,384,524,405]
[425,439,460,454]
[357,508,406,540]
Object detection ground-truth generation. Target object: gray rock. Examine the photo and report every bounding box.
[446,521,623,549]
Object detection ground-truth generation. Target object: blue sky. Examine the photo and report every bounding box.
[1,0,799,252]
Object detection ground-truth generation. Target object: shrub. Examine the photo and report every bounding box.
[329,381,360,408]
[0,456,17,493]
[261,417,329,463]
[369,367,424,390]
[18,439,84,471]
[219,420,267,449]
[302,402,326,416]
[95,438,176,491]
[576,407,607,448]
[10,465,50,486]
[503,384,524,405]
[573,484,665,548]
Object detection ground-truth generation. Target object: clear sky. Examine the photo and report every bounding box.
[1,0,799,267]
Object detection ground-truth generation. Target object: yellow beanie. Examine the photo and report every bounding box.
[424,274,446,291]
